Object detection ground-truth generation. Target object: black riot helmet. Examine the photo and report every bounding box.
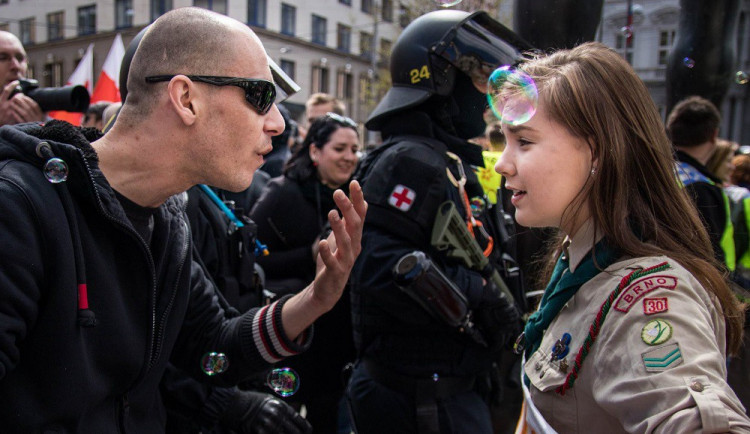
[366,10,533,130]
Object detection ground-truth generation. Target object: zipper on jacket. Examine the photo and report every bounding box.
[148,219,190,370]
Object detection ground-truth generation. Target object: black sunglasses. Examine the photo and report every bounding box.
[145,75,277,115]
[324,112,358,128]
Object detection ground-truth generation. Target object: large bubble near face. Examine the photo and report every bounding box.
[487,66,538,126]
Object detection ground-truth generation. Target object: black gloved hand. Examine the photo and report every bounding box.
[221,390,312,434]
[474,282,523,352]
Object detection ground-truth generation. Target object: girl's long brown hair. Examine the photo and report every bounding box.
[508,42,744,354]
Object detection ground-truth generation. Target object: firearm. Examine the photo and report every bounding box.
[11,78,90,112]
[431,201,514,302]
[393,251,488,347]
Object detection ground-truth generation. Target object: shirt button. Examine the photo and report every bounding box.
[535,362,542,371]
[690,381,704,392]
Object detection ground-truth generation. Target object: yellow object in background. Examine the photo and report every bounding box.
[476,151,503,204]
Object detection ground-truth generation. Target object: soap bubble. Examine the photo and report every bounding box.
[201,352,229,376]
[682,57,695,68]
[267,367,300,397]
[435,0,462,7]
[619,26,632,39]
[736,71,748,85]
[43,157,68,183]
[487,66,538,126]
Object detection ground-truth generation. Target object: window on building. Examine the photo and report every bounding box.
[312,15,327,46]
[379,38,392,64]
[0,0,8,4]
[0,23,9,32]
[336,68,353,110]
[151,0,172,21]
[339,0,351,5]
[312,64,329,93]
[281,3,295,36]
[78,5,96,36]
[280,59,295,80]
[381,0,393,22]
[360,31,373,59]
[43,61,64,87]
[358,71,375,119]
[361,0,373,14]
[20,18,35,45]
[26,64,35,80]
[48,11,64,41]
[248,0,266,27]
[115,0,133,29]
[194,0,226,15]
[614,32,633,65]
[657,29,675,66]
[337,24,351,53]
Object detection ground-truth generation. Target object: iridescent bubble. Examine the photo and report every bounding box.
[619,26,632,39]
[682,57,695,68]
[736,71,749,85]
[432,373,439,382]
[435,0,462,7]
[267,367,300,397]
[43,157,68,183]
[487,66,538,126]
[201,352,230,376]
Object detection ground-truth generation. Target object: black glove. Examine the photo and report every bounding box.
[474,282,523,352]
[221,390,312,434]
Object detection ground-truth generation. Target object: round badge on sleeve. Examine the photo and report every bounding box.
[641,318,673,346]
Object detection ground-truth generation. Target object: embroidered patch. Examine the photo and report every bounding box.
[388,184,416,212]
[642,343,683,372]
[641,318,673,345]
[643,297,669,315]
[614,275,678,313]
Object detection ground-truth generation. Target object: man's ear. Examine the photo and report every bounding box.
[167,76,197,126]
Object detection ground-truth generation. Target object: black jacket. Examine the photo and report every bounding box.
[675,150,728,265]
[350,112,496,377]
[0,121,310,433]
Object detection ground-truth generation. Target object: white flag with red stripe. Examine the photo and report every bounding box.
[48,43,94,126]
[92,33,125,103]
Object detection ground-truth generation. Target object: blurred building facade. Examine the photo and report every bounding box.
[0,0,402,123]
[599,0,750,144]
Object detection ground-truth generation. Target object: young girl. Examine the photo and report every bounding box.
[494,42,750,432]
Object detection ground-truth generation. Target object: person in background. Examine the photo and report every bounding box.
[0,7,366,432]
[297,93,346,144]
[0,30,43,126]
[81,101,113,131]
[102,101,122,131]
[485,121,506,153]
[494,41,748,432]
[260,103,296,179]
[250,113,360,433]
[667,96,736,272]
[707,138,740,186]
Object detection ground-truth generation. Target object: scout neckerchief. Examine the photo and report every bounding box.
[522,239,619,385]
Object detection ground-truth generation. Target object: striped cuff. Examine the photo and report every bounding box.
[245,295,313,363]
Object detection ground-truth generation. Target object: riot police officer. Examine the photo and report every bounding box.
[347,10,531,433]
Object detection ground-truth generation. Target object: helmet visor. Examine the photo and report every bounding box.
[432,12,533,92]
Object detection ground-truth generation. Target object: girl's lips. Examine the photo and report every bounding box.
[510,189,526,206]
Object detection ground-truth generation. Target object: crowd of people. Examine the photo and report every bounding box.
[0,5,749,434]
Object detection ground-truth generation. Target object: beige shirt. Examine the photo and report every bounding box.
[525,223,750,433]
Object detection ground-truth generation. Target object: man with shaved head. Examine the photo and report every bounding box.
[0,7,366,433]
[0,30,44,126]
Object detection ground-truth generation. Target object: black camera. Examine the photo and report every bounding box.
[11,78,90,113]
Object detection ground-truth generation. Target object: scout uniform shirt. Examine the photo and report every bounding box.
[523,221,750,433]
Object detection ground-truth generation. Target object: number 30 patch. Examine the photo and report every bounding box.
[643,297,668,315]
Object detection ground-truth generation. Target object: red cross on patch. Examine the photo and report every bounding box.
[389,184,416,212]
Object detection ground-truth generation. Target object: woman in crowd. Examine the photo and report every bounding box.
[707,138,739,186]
[494,41,749,432]
[250,112,360,433]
